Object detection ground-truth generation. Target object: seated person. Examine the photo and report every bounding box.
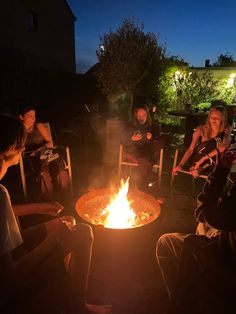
[19,104,70,206]
[156,149,236,313]
[172,104,231,177]
[122,105,160,187]
[0,114,112,314]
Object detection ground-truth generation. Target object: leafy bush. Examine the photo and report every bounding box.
[158,68,220,112]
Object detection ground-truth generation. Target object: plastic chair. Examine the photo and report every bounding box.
[19,122,73,202]
[118,143,164,186]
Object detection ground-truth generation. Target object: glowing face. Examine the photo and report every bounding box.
[135,109,148,125]
[20,110,36,129]
[209,110,222,129]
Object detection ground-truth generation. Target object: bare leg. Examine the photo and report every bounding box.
[40,163,54,201]
[156,233,187,299]
[66,224,112,313]
[66,223,93,312]
[43,218,112,313]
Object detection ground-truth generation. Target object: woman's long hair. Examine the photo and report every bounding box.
[204,106,227,140]
[0,114,26,165]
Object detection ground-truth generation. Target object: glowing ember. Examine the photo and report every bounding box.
[103,178,136,229]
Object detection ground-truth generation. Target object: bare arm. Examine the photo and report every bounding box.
[37,123,54,148]
[172,128,201,175]
[194,125,232,169]
[13,201,63,217]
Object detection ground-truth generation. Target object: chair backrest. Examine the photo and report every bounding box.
[118,143,139,178]
[118,143,164,186]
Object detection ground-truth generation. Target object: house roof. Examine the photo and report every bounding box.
[64,0,77,21]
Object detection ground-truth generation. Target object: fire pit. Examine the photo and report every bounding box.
[76,179,161,229]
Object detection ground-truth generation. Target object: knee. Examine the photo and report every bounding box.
[76,223,94,245]
[156,234,170,259]
[157,233,172,249]
[156,233,179,260]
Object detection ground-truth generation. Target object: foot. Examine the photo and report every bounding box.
[85,303,112,314]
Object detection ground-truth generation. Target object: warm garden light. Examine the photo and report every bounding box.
[175,70,181,77]
[227,73,236,87]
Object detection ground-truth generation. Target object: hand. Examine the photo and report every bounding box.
[193,159,201,171]
[47,201,64,216]
[146,132,152,140]
[30,146,44,157]
[59,215,76,230]
[131,131,143,142]
[172,165,182,176]
[190,166,199,178]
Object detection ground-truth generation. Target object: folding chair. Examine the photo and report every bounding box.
[118,143,164,186]
[19,122,73,202]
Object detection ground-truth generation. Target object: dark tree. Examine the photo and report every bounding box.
[213,53,236,67]
[95,18,166,119]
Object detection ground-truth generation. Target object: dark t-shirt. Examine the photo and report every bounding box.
[121,120,160,160]
[25,123,45,152]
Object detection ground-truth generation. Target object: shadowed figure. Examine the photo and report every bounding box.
[121,105,161,189]
[0,114,112,314]
[157,148,236,313]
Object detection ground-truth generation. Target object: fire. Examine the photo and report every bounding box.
[103,178,136,229]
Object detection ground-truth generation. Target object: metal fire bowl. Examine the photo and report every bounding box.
[75,188,161,229]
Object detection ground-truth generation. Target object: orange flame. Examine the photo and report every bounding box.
[103,178,136,229]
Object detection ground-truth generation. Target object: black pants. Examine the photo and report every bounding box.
[26,156,70,205]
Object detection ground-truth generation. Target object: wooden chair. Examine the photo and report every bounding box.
[170,148,208,197]
[19,122,73,202]
[118,143,164,186]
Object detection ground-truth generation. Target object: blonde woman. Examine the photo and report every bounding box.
[172,105,232,176]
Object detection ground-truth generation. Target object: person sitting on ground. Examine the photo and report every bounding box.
[122,105,160,188]
[156,148,236,313]
[19,103,71,206]
[0,114,112,314]
[172,103,232,177]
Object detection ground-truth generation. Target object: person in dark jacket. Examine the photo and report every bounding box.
[156,148,236,313]
[122,105,160,188]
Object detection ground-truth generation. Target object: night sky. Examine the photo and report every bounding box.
[67,0,236,74]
